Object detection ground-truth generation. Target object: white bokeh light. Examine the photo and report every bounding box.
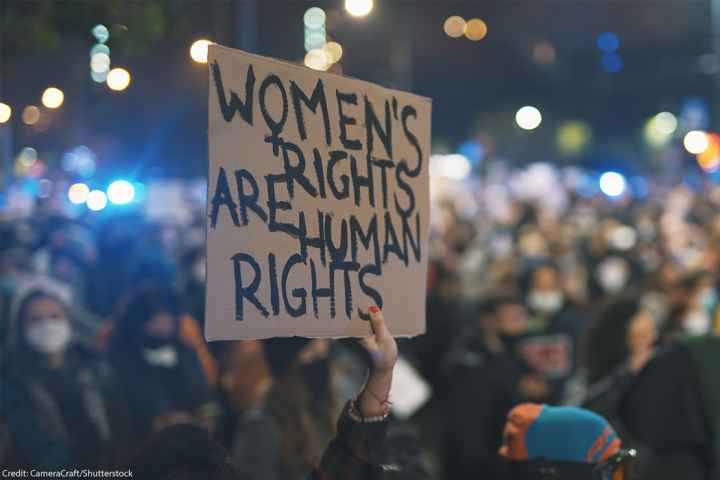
[86,190,108,211]
[684,130,709,155]
[515,106,543,130]
[345,0,373,17]
[599,172,626,197]
[68,183,90,205]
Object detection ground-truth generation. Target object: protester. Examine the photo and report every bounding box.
[573,297,657,422]
[2,278,134,468]
[107,285,219,440]
[619,335,720,480]
[133,306,398,480]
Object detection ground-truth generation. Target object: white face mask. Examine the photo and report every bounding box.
[597,259,629,293]
[26,319,72,355]
[684,309,711,336]
[528,291,564,314]
[142,345,178,368]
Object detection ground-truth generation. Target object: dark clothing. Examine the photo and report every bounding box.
[582,365,636,438]
[444,338,526,480]
[110,343,216,439]
[310,401,389,480]
[620,342,716,480]
[1,346,134,468]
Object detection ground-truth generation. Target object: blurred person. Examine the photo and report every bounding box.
[410,260,467,389]
[108,285,219,441]
[518,262,584,403]
[153,307,398,480]
[230,337,339,480]
[2,280,134,468]
[570,298,657,435]
[658,272,716,343]
[498,403,635,480]
[619,334,720,480]
[444,295,542,480]
[681,272,717,336]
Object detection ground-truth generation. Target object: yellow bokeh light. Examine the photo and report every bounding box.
[190,39,213,64]
[444,16,466,38]
[684,130,709,155]
[345,0,373,17]
[68,183,91,204]
[107,68,131,91]
[22,106,40,125]
[464,18,488,41]
[557,121,591,155]
[304,49,331,71]
[0,103,11,123]
[42,87,64,109]
[323,42,343,64]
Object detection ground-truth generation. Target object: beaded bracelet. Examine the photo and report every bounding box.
[348,398,390,423]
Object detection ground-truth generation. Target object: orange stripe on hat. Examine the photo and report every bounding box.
[499,403,545,460]
[586,427,621,463]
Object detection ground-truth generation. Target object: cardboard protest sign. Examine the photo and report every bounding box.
[205,44,431,340]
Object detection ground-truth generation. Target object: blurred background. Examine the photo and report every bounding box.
[2,2,720,480]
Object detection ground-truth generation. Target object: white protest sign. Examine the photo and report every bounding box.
[206,44,431,340]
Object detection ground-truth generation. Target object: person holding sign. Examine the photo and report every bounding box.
[131,306,399,480]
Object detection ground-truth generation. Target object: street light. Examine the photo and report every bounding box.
[42,87,64,109]
[684,130,709,154]
[190,39,213,63]
[345,0,373,17]
[515,106,542,130]
[107,68,131,91]
[22,106,40,125]
[0,103,11,123]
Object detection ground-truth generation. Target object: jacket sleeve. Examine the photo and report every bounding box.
[1,380,70,469]
[310,401,389,480]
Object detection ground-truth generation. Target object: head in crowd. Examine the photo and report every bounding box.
[10,278,74,363]
[525,262,566,316]
[584,297,657,384]
[500,403,633,479]
[131,423,246,480]
[111,285,183,367]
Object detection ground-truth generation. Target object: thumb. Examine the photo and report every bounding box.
[368,305,387,340]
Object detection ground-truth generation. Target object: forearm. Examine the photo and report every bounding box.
[358,369,393,418]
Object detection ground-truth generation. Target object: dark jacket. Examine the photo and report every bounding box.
[620,341,717,480]
[444,337,527,480]
[309,401,390,480]
[1,345,135,468]
[109,342,216,439]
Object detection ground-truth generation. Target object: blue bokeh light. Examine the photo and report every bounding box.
[596,32,620,52]
[601,53,623,73]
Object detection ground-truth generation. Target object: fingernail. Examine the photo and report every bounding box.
[369,305,380,314]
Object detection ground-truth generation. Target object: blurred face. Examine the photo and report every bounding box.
[25,296,66,327]
[532,267,560,293]
[24,296,72,355]
[626,312,656,354]
[498,303,528,336]
[143,312,177,339]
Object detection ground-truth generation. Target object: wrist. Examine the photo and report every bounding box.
[359,374,393,418]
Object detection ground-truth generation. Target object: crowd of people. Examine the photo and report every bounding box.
[1,162,720,479]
